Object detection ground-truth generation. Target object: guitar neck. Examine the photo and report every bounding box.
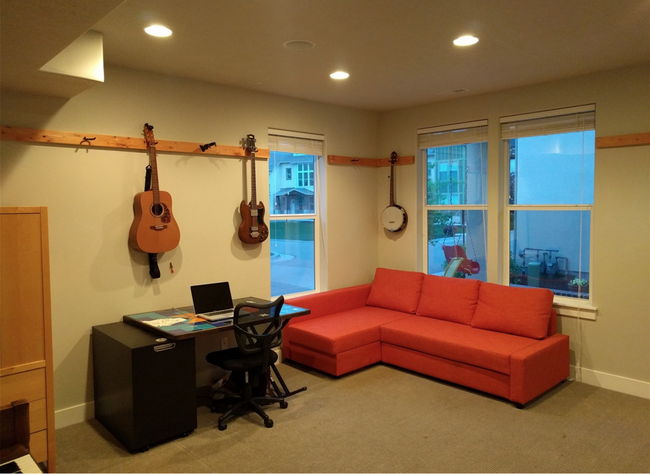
[250,150,257,209]
[149,145,161,204]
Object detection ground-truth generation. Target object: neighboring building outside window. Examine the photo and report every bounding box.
[419,121,488,281]
[298,163,314,187]
[268,130,323,297]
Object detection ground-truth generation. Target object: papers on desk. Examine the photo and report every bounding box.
[142,317,188,327]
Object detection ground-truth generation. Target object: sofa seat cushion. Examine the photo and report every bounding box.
[285,307,411,356]
[416,275,481,325]
[380,316,539,375]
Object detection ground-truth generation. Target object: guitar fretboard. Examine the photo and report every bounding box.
[247,134,258,211]
[149,145,160,204]
[250,150,257,210]
[144,123,160,205]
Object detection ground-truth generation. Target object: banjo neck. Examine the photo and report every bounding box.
[389,153,396,206]
[381,151,408,233]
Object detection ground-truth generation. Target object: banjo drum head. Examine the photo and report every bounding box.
[381,205,406,232]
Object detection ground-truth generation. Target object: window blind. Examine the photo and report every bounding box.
[268,129,324,156]
[417,120,488,149]
[500,105,595,139]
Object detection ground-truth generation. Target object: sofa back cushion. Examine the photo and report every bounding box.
[471,283,553,339]
[416,275,481,325]
[366,268,424,314]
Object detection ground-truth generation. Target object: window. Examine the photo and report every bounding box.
[502,105,594,300]
[297,163,314,187]
[268,130,323,297]
[419,121,488,280]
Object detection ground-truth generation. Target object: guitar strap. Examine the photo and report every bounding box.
[144,164,152,193]
[143,165,161,279]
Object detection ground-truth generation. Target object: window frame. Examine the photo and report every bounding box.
[419,120,489,280]
[500,105,597,317]
[268,129,324,298]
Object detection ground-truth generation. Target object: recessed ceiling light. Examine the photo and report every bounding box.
[330,71,349,80]
[145,25,172,37]
[283,40,315,50]
[453,35,478,46]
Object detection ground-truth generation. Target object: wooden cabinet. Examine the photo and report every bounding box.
[1,207,56,471]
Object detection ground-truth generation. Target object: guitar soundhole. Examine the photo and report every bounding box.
[150,203,171,223]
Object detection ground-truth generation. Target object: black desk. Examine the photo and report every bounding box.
[93,298,309,451]
[92,322,197,452]
[122,296,310,398]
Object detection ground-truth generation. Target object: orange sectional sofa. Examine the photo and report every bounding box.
[284,267,570,408]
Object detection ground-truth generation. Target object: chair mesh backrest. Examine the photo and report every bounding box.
[232,296,284,368]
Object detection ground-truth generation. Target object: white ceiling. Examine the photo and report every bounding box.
[2,0,649,112]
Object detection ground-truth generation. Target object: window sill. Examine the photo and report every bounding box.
[553,297,597,320]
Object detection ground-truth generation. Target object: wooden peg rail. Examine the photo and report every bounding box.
[328,155,414,167]
[595,132,650,149]
[0,126,270,159]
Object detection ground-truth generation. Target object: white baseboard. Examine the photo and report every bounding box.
[55,401,95,429]
[54,364,649,429]
[570,365,650,399]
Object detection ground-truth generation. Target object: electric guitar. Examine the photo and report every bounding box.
[238,134,269,244]
[128,123,181,253]
[381,151,408,232]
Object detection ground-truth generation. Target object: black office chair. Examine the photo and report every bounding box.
[206,296,288,430]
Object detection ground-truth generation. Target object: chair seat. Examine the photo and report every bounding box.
[207,348,279,373]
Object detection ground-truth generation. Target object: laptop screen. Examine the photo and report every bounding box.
[190,282,234,314]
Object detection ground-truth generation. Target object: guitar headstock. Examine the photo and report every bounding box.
[143,123,157,147]
[245,134,257,154]
[389,151,398,164]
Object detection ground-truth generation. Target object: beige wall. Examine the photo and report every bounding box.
[0,65,379,417]
[377,64,650,387]
[1,64,648,423]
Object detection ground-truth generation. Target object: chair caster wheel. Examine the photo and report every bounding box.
[280,400,288,409]
[264,418,273,428]
[218,423,227,431]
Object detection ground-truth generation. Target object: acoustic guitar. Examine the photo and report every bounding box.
[128,123,181,253]
[238,134,269,244]
[381,151,408,232]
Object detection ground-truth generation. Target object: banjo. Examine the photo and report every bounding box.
[381,151,408,232]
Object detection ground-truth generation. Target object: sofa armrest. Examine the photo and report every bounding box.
[510,333,570,405]
[285,284,372,326]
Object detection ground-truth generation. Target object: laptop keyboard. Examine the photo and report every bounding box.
[198,309,234,321]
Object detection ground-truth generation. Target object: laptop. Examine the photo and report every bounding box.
[190,282,236,321]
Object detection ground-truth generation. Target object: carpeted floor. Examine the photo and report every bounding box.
[56,362,650,473]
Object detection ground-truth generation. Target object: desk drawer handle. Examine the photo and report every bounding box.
[153,343,176,352]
